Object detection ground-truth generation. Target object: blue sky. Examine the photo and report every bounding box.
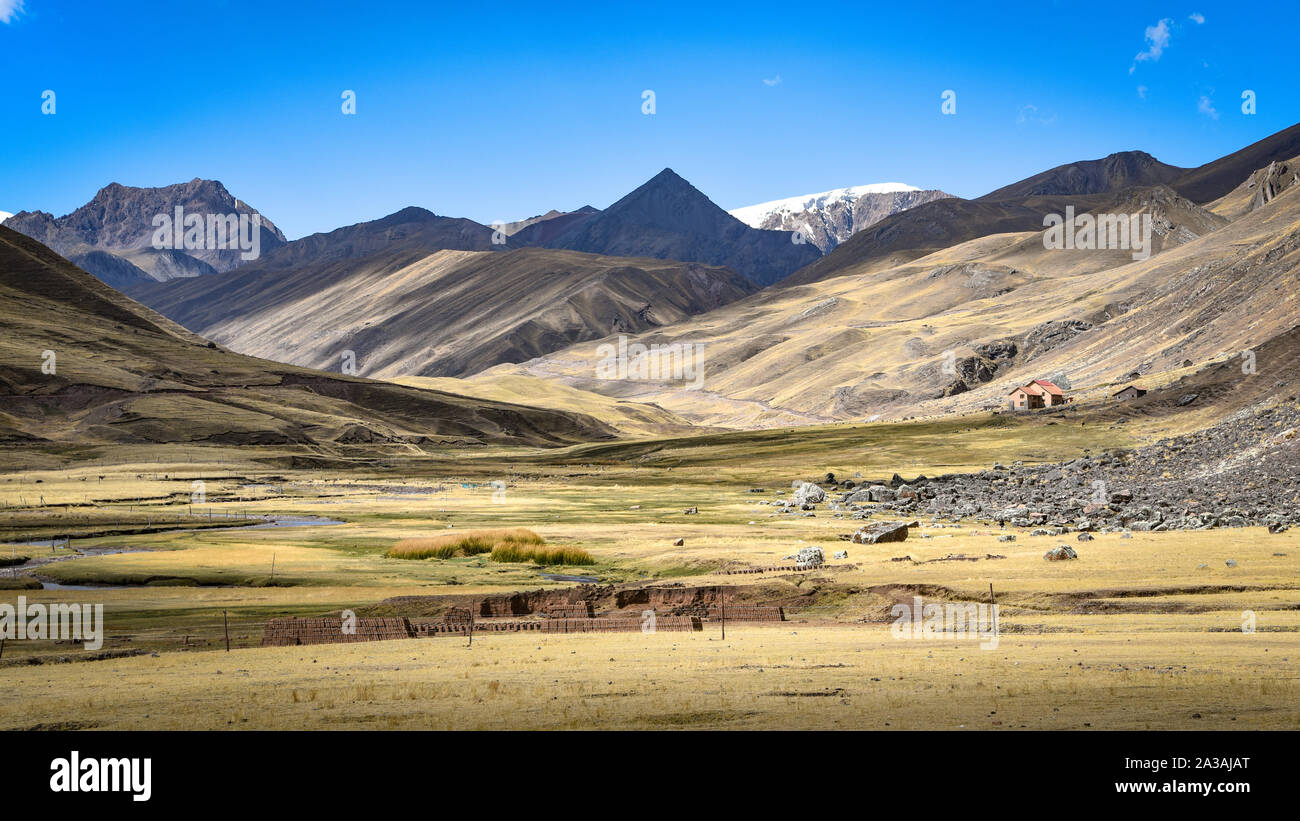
[1,0,1296,239]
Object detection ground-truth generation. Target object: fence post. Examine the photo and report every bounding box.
[720,588,726,640]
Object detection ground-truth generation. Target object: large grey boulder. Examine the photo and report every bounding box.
[794,546,825,567]
[794,482,826,505]
[868,485,896,502]
[851,522,909,544]
[1044,545,1078,561]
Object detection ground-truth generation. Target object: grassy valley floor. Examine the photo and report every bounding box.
[0,414,1295,730]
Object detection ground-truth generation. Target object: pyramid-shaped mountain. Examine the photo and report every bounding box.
[534,169,821,286]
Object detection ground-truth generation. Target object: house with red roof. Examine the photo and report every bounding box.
[1007,379,1068,411]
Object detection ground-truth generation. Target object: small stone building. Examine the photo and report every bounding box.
[1112,385,1147,400]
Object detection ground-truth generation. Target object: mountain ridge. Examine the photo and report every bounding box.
[4,179,287,286]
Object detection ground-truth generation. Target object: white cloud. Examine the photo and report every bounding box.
[1137,85,1148,100]
[0,0,24,24]
[0,211,12,224]
[1131,18,1174,73]
[1198,94,1219,119]
[762,75,782,87]
[1016,104,1057,126]
[1189,12,1205,24]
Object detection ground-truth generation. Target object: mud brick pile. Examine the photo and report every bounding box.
[473,621,542,632]
[540,616,701,633]
[443,607,473,625]
[262,617,415,646]
[705,605,784,621]
[414,619,544,635]
[544,602,594,618]
[414,622,469,636]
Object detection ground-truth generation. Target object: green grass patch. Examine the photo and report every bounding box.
[0,576,42,590]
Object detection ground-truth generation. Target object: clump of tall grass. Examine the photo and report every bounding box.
[386,528,544,560]
[489,544,594,566]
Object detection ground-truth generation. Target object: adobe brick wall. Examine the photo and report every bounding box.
[261,617,415,646]
[539,616,701,633]
[384,585,610,618]
[381,583,794,623]
[410,616,703,635]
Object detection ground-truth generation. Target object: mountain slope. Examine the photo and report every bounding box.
[531,169,821,286]
[0,226,614,451]
[4,179,287,285]
[1171,122,1300,204]
[392,374,706,438]
[487,155,1297,428]
[777,194,1106,288]
[127,246,756,378]
[729,183,954,253]
[1209,154,1300,220]
[499,206,599,243]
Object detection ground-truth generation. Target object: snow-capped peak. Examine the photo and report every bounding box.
[729,183,920,227]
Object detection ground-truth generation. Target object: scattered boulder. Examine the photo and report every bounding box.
[794,546,825,567]
[794,482,826,505]
[1044,545,1078,561]
[833,550,848,560]
[851,522,909,544]
[1077,532,1094,541]
[684,507,698,515]
[792,402,1300,535]
[672,538,684,546]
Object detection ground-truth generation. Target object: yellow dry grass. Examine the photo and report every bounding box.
[1,622,1295,730]
[1,432,1296,730]
[387,528,544,559]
